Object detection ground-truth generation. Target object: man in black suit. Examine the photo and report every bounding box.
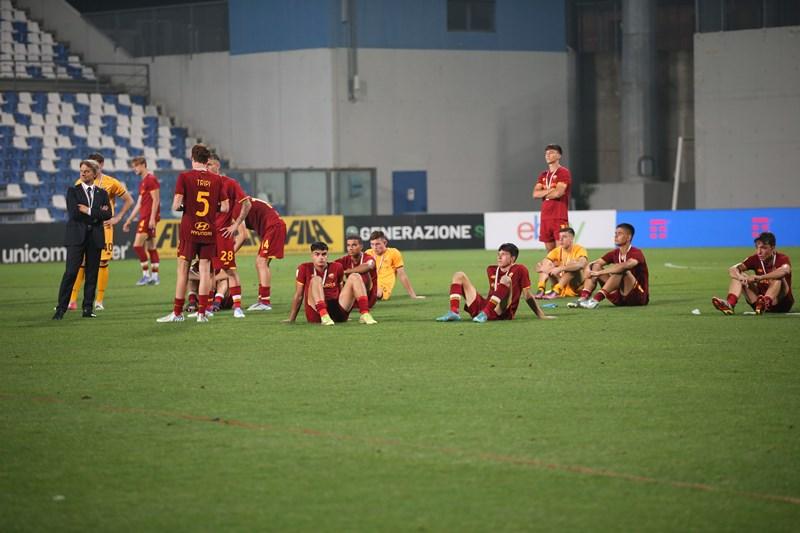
[53,160,112,319]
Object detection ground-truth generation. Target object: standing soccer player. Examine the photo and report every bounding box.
[208,154,251,318]
[157,144,228,323]
[68,153,134,310]
[123,157,161,286]
[712,232,793,315]
[335,234,378,308]
[365,230,425,301]
[240,198,286,311]
[284,242,377,326]
[436,243,551,322]
[576,223,649,309]
[532,144,572,252]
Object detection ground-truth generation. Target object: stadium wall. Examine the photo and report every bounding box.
[694,26,800,209]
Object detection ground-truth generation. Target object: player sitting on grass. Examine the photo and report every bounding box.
[284,241,377,326]
[534,226,588,299]
[335,234,378,308]
[712,231,793,315]
[575,223,649,309]
[436,243,552,323]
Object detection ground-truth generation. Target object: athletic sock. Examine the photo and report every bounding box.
[356,295,370,314]
[483,283,510,314]
[70,266,85,303]
[592,290,607,302]
[148,249,160,268]
[134,246,149,274]
[188,292,198,306]
[551,283,562,294]
[580,289,591,300]
[96,264,109,303]
[726,293,738,307]
[198,295,208,316]
[449,283,464,313]
[214,293,224,306]
[315,300,329,317]
[259,285,271,305]
[763,295,773,310]
[537,281,546,291]
[230,285,242,309]
[173,298,185,316]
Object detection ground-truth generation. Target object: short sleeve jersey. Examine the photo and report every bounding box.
[537,166,571,221]
[296,261,345,301]
[175,169,222,244]
[335,252,378,298]
[546,243,588,266]
[245,198,283,234]
[486,263,532,319]
[741,252,793,297]
[215,175,250,229]
[138,173,161,222]
[76,174,127,216]
[366,247,404,288]
[601,246,649,295]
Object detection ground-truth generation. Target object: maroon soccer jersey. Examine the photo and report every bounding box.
[537,166,571,221]
[138,173,160,222]
[335,252,377,301]
[215,175,250,229]
[485,263,532,319]
[742,252,793,298]
[296,261,344,301]
[245,198,283,234]
[175,169,222,244]
[601,246,650,296]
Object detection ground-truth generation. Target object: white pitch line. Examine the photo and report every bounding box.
[664,262,716,270]
[742,311,800,316]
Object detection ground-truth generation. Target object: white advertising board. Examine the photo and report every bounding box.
[484,210,617,250]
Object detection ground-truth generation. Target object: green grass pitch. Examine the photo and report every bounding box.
[1,247,799,531]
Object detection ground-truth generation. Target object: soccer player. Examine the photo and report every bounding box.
[712,232,793,315]
[534,226,588,299]
[365,230,425,301]
[240,197,286,311]
[67,152,134,311]
[122,157,161,286]
[532,144,572,252]
[575,223,649,309]
[335,234,378,308]
[284,241,377,326]
[157,144,228,323]
[208,154,251,318]
[436,243,552,323]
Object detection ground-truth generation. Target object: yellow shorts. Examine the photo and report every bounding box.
[101,225,114,262]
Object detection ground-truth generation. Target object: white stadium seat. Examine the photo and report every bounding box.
[73,125,87,138]
[114,158,128,171]
[30,113,45,126]
[7,183,24,198]
[52,194,67,210]
[70,160,82,172]
[24,171,41,186]
[35,208,54,222]
[118,94,131,105]
[14,124,28,136]
[43,135,58,148]
[40,160,57,172]
[76,93,90,105]
[13,136,29,149]
[43,124,58,137]
[28,125,43,137]
[42,148,57,160]
[171,159,186,170]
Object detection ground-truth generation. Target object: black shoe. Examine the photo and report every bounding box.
[52,310,65,320]
[82,310,97,318]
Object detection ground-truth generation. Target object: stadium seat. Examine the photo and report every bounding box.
[34,207,53,221]
[6,182,24,197]
[51,193,66,209]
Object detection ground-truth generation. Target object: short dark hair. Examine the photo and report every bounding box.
[498,243,519,260]
[208,152,220,163]
[87,152,104,164]
[617,223,635,237]
[544,144,562,155]
[559,227,575,236]
[345,234,361,242]
[129,156,147,167]
[369,230,387,242]
[191,144,211,164]
[310,241,328,252]
[754,232,776,247]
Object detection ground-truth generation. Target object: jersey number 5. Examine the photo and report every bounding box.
[196,191,209,216]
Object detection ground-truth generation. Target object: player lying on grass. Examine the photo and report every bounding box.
[712,231,793,315]
[284,241,377,326]
[436,243,553,323]
[534,226,588,299]
[574,222,649,309]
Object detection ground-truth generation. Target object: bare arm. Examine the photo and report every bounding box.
[523,287,555,319]
[123,195,142,231]
[283,283,305,323]
[172,193,183,213]
[532,182,548,199]
[223,198,251,238]
[233,222,248,253]
[396,267,425,299]
[591,258,639,277]
[750,263,791,282]
[544,182,568,200]
[220,198,230,213]
[559,256,588,273]
[728,263,749,282]
[107,191,134,227]
[344,261,375,276]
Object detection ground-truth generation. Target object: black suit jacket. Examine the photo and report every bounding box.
[64,184,112,248]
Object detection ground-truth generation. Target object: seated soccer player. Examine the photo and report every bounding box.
[284,241,377,326]
[534,226,588,299]
[185,262,235,315]
[436,243,553,323]
[335,234,378,308]
[575,223,649,309]
[366,230,425,301]
[712,231,793,315]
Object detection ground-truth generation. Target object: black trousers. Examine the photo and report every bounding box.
[56,237,102,312]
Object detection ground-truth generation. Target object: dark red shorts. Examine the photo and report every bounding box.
[464,294,509,320]
[304,299,350,323]
[212,235,236,271]
[178,240,215,261]
[258,220,287,259]
[607,285,649,306]
[539,218,569,244]
[136,219,156,239]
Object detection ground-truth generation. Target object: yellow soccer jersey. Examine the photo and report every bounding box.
[74,173,128,215]
[546,243,588,267]
[366,247,404,299]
